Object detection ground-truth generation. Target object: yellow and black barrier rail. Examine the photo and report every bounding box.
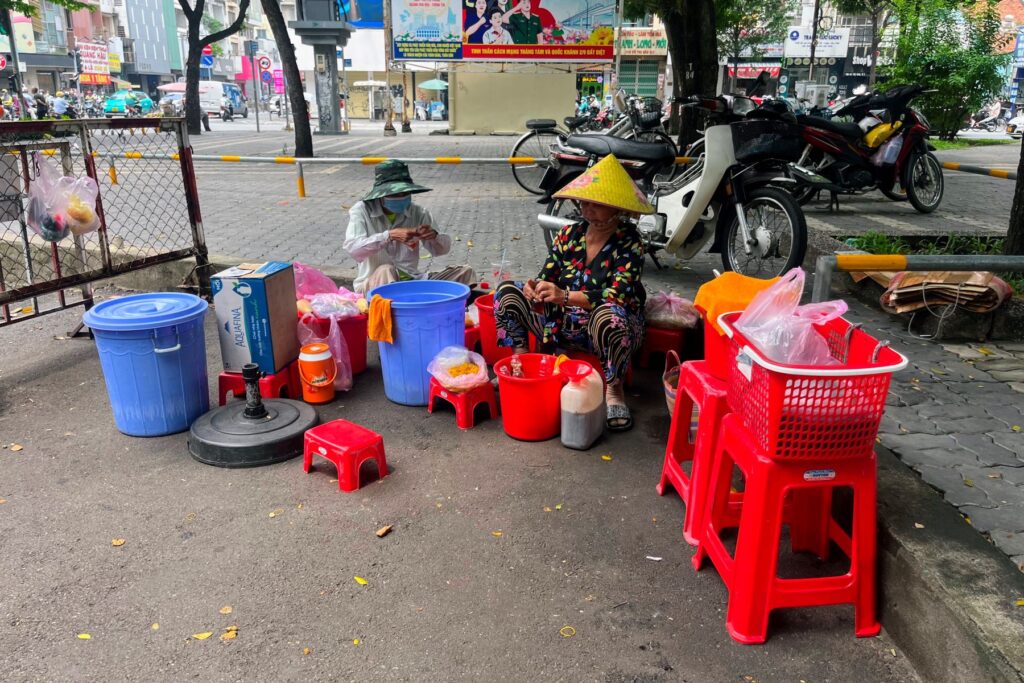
[939,161,1017,181]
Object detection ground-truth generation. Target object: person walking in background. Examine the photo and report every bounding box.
[32,88,47,119]
[50,91,68,117]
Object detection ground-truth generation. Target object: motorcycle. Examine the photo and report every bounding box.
[792,84,944,213]
[220,101,234,122]
[538,119,809,279]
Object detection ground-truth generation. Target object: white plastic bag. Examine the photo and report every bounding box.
[297,313,353,391]
[26,153,71,241]
[308,293,361,319]
[645,291,700,329]
[427,345,489,393]
[65,177,100,236]
[735,268,847,366]
[871,135,903,166]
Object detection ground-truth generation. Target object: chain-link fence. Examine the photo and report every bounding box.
[0,118,207,328]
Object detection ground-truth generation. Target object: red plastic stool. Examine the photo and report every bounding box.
[218,359,301,406]
[465,325,482,354]
[427,377,498,430]
[303,419,389,492]
[657,360,730,546]
[694,413,880,644]
[638,325,686,369]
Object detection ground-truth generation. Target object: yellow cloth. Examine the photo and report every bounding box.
[368,294,394,344]
[694,272,779,335]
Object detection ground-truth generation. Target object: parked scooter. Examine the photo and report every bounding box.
[220,97,234,122]
[538,120,809,278]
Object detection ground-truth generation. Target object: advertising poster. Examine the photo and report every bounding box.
[391,0,615,62]
[77,40,111,86]
[784,26,850,59]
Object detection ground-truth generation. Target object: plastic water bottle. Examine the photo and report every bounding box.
[560,361,605,450]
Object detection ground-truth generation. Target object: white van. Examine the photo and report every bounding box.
[193,80,249,118]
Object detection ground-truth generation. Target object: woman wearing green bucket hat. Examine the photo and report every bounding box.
[344,160,475,294]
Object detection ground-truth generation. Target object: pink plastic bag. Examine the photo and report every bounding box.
[294,262,339,299]
[735,268,847,366]
[26,153,71,241]
[645,291,700,329]
[297,313,353,391]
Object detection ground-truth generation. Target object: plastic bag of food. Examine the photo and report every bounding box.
[735,268,847,366]
[427,345,489,392]
[297,313,353,391]
[309,293,361,319]
[294,262,339,299]
[26,153,71,241]
[646,291,700,329]
[65,176,100,236]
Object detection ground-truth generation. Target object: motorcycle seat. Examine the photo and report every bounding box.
[564,115,589,129]
[565,134,676,164]
[526,118,558,130]
[798,115,863,140]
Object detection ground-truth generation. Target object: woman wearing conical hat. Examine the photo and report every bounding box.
[494,155,652,432]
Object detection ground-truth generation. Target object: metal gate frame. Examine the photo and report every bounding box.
[0,118,209,329]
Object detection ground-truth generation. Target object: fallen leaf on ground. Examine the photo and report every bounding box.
[491,531,503,537]
[559,625,576,638]
[296,503,304,509]
[914,523,925,529]
[1013,425,1022,433]
[77,633,91,640]
[354,576,368,586]
[989,473,1003,479]
[0,499,7,505]
[268,508,284,518]
[303,646,312,655]
[220,627,237,641]
[543,507,553,513]
[1015,598,1024,607]
[111,538,125,547]
[19,306,32,314]
[375,525,393,538]
[151,623,159,631]
[353,638,361,645]
[219,606,232,615]
[601,454,612,461]
[10,444,23,452]
[964,479,974,487]
[555,504,563,511]
[977,347,994,356]
[646,556,663,561]
[965,516,972,525]
[890,649,897,657]
[191,632,213,640]
[466,240,474,247]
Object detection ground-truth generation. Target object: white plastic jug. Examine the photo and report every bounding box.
[560,360,605,450]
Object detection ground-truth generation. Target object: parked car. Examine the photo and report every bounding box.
[104,90,154,117]
[1007,113,1023,140]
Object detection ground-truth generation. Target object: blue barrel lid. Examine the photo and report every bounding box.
[83,292,208,331]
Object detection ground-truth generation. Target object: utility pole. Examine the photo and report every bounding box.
[382,0,396,135]
[2,10,26,117]
[807,0,822,87]
[612,0,625,93]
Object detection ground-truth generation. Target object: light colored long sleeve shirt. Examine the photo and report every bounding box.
[343,199,452,294]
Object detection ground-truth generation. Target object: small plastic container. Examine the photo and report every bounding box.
[559,360,605,450]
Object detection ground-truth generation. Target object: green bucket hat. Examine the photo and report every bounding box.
[363,159,431,201]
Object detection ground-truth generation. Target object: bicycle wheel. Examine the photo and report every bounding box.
[510,130,564,195]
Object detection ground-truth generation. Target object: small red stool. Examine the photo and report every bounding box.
[638,325,685,369]
[464,325,482,355]
[657,360,730,546]
[427,377,498,430]
[218,359,301,406]
[303,419,389,492]
[693,414,880,644]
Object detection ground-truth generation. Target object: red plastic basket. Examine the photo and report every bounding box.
[718,312,908,461]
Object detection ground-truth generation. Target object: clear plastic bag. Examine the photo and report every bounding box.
[871,135,903,166]
[297,313,353,391]
[65,177,100,236]
[427,345,489,393]
[26,153,71,241]
[735,268,847,366]
[308,293,361,319]
[294,262,339,299]
[646,291,700,329]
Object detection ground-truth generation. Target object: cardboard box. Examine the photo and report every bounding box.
[212,262,298,373]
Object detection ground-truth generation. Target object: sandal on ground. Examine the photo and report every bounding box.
[606,403,633,432]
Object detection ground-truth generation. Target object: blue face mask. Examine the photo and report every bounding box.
[382,196,412,213]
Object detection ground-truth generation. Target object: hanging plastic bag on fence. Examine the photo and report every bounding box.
[645,291,700,329]
[735,267,848,366]
[26,152,71,242]
[65,177,100,236]
[427,345,489,393]
[308,293,361,319]
[294,262,340,299]
[297,313,353,391]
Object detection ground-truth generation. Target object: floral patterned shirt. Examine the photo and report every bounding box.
[539,220,647,313]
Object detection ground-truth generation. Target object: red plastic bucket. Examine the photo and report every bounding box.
[297,312,368,375]
[474,293,513,366]
[494,353,567,441]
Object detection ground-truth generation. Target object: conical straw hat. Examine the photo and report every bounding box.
[553,154,655,215]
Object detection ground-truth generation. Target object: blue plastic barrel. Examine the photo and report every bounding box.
[369,280,470,406]
[83,293,210,436]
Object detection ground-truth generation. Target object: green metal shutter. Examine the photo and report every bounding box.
[621,59,660,98]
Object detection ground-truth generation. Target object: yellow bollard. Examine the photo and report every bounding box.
[296,161,306,198]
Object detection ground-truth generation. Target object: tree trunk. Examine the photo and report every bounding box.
[869,12,879,87]
[184,29,203,135]
[663,0,718,148]
[1006,140,1024,255]
[261,0,312,157]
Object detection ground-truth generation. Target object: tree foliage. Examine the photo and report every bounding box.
[0,1,90,14]
[716,0,792,93]
[883,0,1008,139]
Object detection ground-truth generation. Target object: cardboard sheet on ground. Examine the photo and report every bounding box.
[875,271,1012,314]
